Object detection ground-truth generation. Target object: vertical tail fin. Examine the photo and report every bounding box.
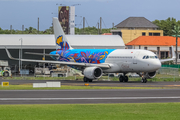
[53,17,73,50]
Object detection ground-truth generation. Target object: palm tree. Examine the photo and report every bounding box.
[172,25,180,64]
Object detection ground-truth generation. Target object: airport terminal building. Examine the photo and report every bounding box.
[0,34,125,68]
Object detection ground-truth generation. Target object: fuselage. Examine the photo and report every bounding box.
[50,49,161,73]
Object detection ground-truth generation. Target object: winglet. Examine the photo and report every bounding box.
[160,46,176,62]
[171,46,176,60]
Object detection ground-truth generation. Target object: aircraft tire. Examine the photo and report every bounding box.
[124,76,128,82]
[3,72,9,77]
[89,79,93,82]
[119,76,124,82]
[141,78,147,83]
[144,79,147,83]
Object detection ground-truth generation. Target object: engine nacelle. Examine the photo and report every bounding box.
[144,71,156,79]
[83,67,103,79]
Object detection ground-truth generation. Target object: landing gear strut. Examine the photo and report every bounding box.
[119,75,128,82]
[83,77,92,82]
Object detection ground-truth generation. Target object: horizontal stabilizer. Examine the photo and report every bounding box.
[25,52,59,57]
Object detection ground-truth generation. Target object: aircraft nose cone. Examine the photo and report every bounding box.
[153,60,161,69]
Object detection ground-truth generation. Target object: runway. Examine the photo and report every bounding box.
[0,89,180,104]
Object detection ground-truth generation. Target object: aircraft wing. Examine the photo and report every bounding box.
[5,48,110,69]
[160,46,176,63]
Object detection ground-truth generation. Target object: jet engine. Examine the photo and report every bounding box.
[144,71,156,79]
[83,67,103,79]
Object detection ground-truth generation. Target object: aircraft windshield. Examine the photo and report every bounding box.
[142,55,158,59]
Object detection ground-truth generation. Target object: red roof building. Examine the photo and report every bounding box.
[102,33,112,35]
[126,36,180,62]
[126,36,180,46]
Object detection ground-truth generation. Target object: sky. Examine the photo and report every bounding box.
[0,0,180,31]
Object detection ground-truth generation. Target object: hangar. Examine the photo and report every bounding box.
[0,34,124,68]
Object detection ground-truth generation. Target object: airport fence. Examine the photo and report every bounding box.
[161,64,180,69]
[156,67,179,82]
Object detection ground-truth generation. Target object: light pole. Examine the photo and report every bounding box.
[19,38,23,75]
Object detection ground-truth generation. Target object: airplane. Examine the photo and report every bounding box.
[5,17,176,83]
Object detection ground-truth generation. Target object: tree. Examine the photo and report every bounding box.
[153,17,178,36]
[24,27,37,34]
[172,25,180,64]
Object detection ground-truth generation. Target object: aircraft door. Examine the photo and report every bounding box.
[133,51,140,64]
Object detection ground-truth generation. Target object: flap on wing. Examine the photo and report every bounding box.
[5,48,110,69]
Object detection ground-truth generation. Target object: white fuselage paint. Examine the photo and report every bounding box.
[104,49,161,73]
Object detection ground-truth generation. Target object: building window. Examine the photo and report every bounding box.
[112,32,122,37]
[153,33,160,36]
[129,28,135,30]
[142,32,146,36]
[161,51,168,59]
[149,33,153,36]
[179,54,180,59]
[144,47,147,50]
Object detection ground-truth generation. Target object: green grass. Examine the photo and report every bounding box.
[0,85,178,90]
[0,103,180,120]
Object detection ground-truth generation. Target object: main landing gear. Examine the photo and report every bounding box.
[119,75,128,82]
[141,78,147,83]
[83,77,92,82]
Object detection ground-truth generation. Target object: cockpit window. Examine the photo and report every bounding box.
[146,56,149,59]
[143,56,146,59]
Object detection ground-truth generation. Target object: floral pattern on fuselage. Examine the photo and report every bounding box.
[53,49,115,64]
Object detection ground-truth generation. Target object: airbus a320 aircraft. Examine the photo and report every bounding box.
[6,17,176,83]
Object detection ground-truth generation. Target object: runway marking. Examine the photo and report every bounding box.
[0,97,180,101]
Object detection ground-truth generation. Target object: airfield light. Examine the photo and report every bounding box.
[85,83,89,86]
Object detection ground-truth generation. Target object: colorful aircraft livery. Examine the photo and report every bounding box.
[54,34,115,64]
[51,49,115,64]
[56,36,63,46]
[56,35,70,50]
